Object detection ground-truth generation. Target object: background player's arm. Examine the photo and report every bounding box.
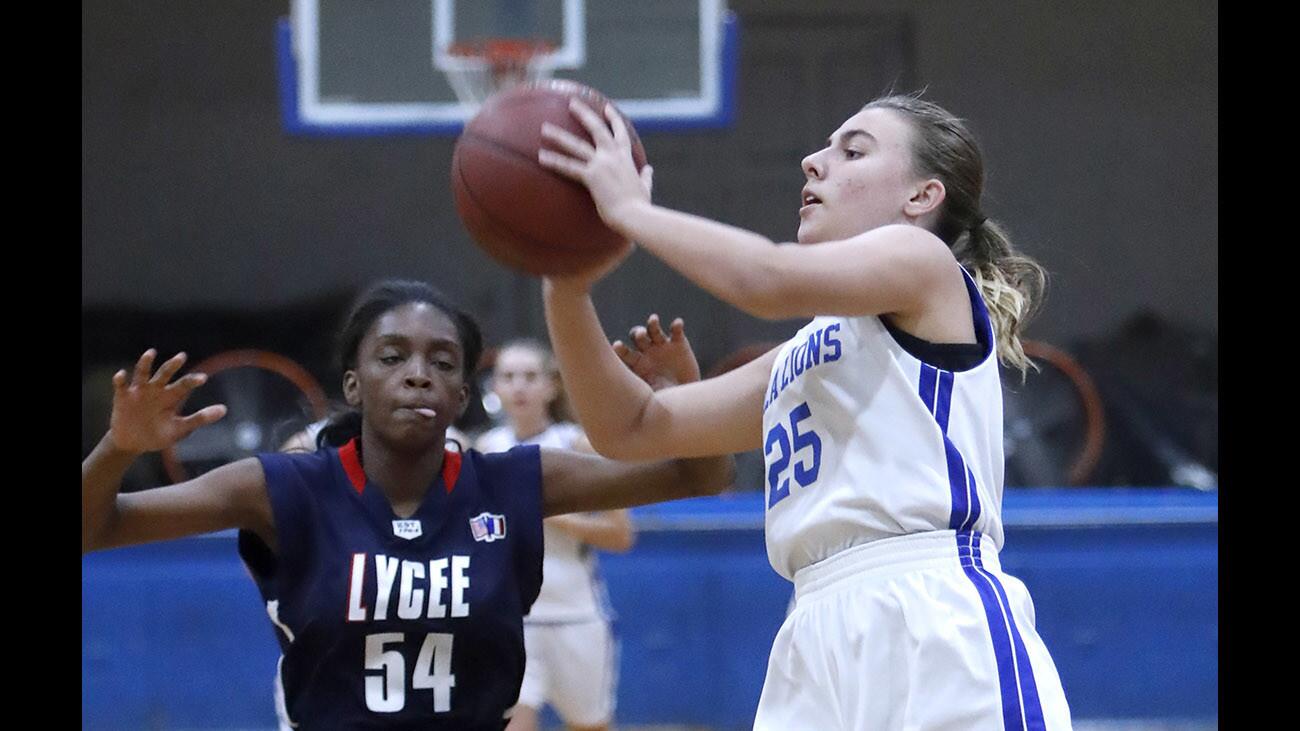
[83,350,277,554]
[544,279,773,461]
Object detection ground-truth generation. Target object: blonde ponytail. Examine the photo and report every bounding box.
[960,219,1046,377]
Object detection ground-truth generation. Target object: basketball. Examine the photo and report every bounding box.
[451,79,647,276]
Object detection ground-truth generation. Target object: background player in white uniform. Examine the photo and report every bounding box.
[477,339,634,731]
[536,93,1073,728]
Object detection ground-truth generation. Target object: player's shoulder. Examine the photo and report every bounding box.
[464,445,544,513]
[257,444,339,483]
[856,223,951,255]
[252,445,346,527]
[466,443,542,481]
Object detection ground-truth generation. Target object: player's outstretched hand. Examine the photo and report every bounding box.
[107,350,227,454]
[613,314,701,390]
[538,99,650,232]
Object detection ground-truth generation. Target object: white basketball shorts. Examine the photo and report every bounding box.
[516,618,619,726]
[753,530,1072,730]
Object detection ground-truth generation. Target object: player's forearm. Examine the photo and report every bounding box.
[675,452,736,503]
[610,203,793,319]
[540,444,736,517]
[81,433,141,553]
[542,281,666,459]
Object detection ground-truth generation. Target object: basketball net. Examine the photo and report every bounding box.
[442,39,557,106]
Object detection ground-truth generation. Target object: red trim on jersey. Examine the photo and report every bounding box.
[442,450,462,494]
[339,438,367,494]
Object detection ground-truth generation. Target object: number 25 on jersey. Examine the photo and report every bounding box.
[765,402,822,509]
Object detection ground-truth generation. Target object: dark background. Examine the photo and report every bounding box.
[82,0,1218,488]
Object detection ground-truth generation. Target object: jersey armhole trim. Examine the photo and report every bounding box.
[338,438,366,494]
[443,450,462,493]
[877,266,996,373]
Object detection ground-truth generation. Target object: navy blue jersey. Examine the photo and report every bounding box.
[237,439,544,730]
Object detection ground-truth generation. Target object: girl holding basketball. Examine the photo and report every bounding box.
[82,279,731,730]
[477,338,633,731]
[538,94,1074,728]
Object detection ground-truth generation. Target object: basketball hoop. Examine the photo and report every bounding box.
[442,38,557,106]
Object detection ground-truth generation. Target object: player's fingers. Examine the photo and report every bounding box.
[132,349,157,387]
[631,326,653,351]
[568,99,614,147]
[612,341,638,368]
[538,149,587,181]
[646,314,668,344]
[165,371,208,394]
[606,105,632,151]
[112,369,129,395]
[178,404,228,434]
[540,122,595,159]
[670,317,687,341]
[150,352,188,386]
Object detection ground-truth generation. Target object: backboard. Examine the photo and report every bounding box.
[280,0,737,135]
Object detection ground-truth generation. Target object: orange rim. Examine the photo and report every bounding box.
[1020,339,1106,485]
[447,38,556,70]
[161,350,329,484]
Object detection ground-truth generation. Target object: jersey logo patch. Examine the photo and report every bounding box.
[469,512,507,542]
[392,520,423,541]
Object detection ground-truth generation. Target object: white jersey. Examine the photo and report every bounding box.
[762,269,1004,580]
[477,421,611,623]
